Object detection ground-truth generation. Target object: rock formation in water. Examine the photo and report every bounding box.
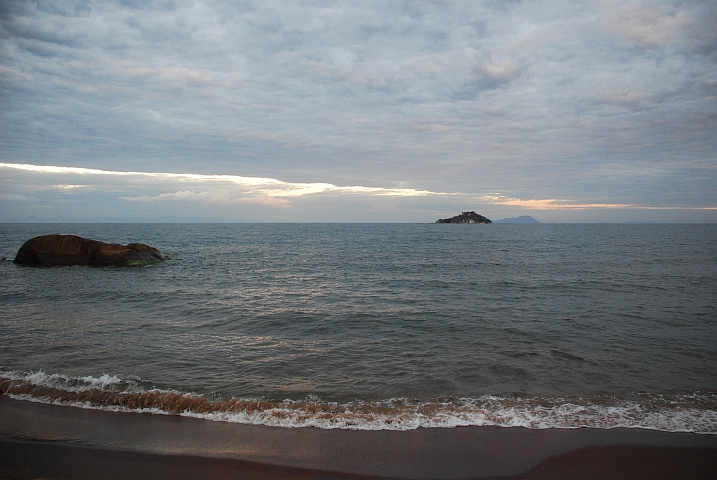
[435,211,492,224]
[13,234,167,267]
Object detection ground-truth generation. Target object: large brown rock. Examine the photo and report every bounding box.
[13,235,167,267]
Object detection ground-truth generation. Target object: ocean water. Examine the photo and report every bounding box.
[1,223,716,432]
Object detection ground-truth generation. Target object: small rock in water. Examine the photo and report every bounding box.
[13,234,167,267]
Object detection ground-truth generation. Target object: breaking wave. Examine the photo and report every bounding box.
[1,370,716,433]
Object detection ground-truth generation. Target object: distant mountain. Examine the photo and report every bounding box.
[436,211,491,224]
[494,215,540,224]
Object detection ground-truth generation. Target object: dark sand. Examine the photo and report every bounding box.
[3,440,716,480]
[1,396,716,479]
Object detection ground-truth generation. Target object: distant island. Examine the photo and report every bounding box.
[494,215,540,224]
[436,211,491,224]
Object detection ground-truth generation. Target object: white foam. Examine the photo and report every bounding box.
[5,370,124,392]
[177,397,717,433]
[2,369,716,433]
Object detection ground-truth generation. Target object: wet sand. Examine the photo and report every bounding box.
[3,440,716,480]
[1,396,716,479]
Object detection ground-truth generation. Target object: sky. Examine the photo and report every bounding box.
[1,0,716,222]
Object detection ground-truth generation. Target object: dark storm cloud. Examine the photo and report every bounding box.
[0,0,715,222]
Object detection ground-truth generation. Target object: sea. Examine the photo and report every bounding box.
[1,223,716,433]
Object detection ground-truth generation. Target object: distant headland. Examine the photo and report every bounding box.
[493,215,540,224]
[436,211,492,224]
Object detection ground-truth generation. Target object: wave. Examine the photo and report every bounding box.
[1,370,716,433]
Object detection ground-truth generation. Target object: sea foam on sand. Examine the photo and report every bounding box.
[2,369,716,433]
[1,395,716,479]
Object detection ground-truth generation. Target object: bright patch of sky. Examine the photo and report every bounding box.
[1,0,715,222]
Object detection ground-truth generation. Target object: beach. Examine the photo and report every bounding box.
[3,0,717,473]
[1,396,716,479]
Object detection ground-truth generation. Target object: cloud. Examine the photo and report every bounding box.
[233,195,292,207]
[120,190,213,202]
[35,1,92,18]
[0,1,715,222]
[593,89,665,109]
[596,0,717,54]
[474,58,526,89]
[120,190,292,207]
[0,193,32,201]
[481,195,716,211]
[597,0,689,48]
[2,162,712,215]
[481,194,635,210]
[0,163,444,207]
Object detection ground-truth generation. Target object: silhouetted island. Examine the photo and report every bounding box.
[13,234,167,267]
[494,215,540,224]
[436,211,492,224]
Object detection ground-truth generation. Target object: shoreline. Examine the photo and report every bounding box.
[2,396,716,479]
[2,439,716,480]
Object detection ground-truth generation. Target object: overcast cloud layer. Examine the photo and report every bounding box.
[1,0,716,222]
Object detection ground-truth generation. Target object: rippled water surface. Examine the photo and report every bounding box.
[1,223,716,431]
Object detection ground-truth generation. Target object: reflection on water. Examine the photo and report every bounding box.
[0,223,716,431]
